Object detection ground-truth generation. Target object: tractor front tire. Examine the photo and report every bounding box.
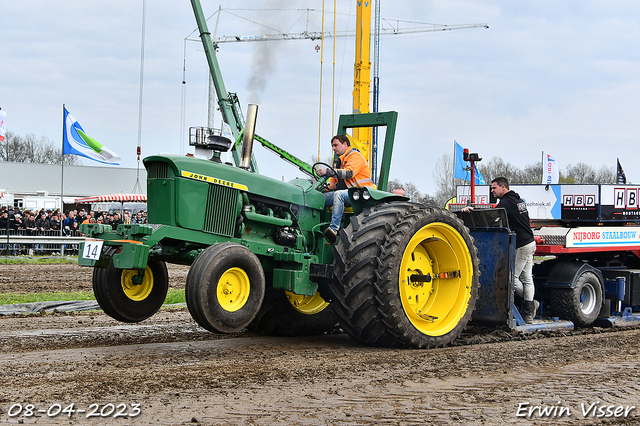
[331,203,479,348]
[249,287,338,336]
[93,260,169,323]
[186,242,265,333]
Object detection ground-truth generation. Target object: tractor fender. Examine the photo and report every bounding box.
[542,261,604,290]
[348,187,409,215]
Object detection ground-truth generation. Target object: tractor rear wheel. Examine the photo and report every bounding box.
[331,203,479,348]
[186,242,265,333]
[249,287,338,336]
[93,259,169,323]
[551,271,602,327]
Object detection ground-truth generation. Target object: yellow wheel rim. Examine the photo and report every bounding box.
[285,291,330,315]
[217,267,251,312]
[399,222,474,336]
[121,266,154,301]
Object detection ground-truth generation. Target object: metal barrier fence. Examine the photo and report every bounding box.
[0,229,85,256]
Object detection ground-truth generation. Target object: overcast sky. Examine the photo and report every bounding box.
[2,1,639,195]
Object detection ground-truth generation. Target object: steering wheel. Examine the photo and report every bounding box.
[311,162,337,191]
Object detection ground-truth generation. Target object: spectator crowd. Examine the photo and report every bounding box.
[1,205,148,235]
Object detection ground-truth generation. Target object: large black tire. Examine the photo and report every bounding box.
[186,242,265,333]
[249,287,338,336]
[330,203,479,348]
[93,260,169,323]
[551,271,603,327]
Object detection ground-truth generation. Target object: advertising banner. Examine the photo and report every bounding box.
[566,226,640,248]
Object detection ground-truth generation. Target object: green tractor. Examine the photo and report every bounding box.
[76,0,480,348]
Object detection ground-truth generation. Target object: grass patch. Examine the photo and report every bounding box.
[0,289,185,306]
[0,256,78,265]
[165,289,186,305]
[0,291,94,305]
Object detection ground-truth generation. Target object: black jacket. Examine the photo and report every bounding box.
[35,216,50,231]
[498,190,535,248]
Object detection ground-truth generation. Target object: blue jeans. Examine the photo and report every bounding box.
[324,190,350,231]
[514,241,536,301]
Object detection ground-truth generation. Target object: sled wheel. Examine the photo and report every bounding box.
[249,287,338,336]
[186,242,265,333]
[551,271,602,327]
[331,203,479,348]
[93,260,169,323]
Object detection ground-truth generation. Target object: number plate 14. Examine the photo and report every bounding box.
[82,239,104,261]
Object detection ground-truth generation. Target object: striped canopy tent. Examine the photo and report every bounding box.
[74,194,147,203]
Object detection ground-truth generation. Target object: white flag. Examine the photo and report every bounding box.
[542,151,559,184]
[221,121,234,140]
[0,110,6,142]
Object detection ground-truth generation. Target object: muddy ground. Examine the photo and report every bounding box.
[1,263,639,425]
[0,263,189,294]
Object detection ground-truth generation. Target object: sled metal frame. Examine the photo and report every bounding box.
[460,209,575,333]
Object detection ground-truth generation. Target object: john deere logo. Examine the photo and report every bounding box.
[181,171,248,191]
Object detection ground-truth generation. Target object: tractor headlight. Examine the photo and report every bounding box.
[362,189,371,200]
[352,190,361,201]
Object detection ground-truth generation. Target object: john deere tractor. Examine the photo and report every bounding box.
[76,0,479,348]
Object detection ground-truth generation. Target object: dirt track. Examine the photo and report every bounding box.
[0,263,189,294]
[1,263,640,425]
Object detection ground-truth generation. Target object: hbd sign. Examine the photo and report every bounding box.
[563,194,596,207]
[458,195,489,205]
[614,187,639,209]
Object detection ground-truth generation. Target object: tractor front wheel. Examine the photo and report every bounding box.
[93,259,169,323]
[186,242,266,333]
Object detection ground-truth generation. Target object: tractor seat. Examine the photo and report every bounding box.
[327,206,353,214]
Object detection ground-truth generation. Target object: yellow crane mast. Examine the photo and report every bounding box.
[351,0,372,169]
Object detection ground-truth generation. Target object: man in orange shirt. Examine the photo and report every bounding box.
[317,135,374,243]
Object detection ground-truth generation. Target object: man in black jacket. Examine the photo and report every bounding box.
[491,177,538,323]
[0,210,8,234]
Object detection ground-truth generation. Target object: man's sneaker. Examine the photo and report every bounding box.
[324,227,337,244]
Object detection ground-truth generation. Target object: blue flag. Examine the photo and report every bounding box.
[454,141,485,185]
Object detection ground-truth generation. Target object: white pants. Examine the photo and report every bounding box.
[514,241,536,302]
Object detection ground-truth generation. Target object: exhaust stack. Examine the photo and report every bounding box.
[240,104,258,170]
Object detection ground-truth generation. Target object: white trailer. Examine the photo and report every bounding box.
[22,195,61,211]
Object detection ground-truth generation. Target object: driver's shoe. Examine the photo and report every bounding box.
[324,227,337,244]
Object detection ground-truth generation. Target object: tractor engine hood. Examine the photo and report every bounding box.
[143,154,325,210]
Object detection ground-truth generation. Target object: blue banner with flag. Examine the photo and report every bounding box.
[454,141,485,185]
[63,107,120,165]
